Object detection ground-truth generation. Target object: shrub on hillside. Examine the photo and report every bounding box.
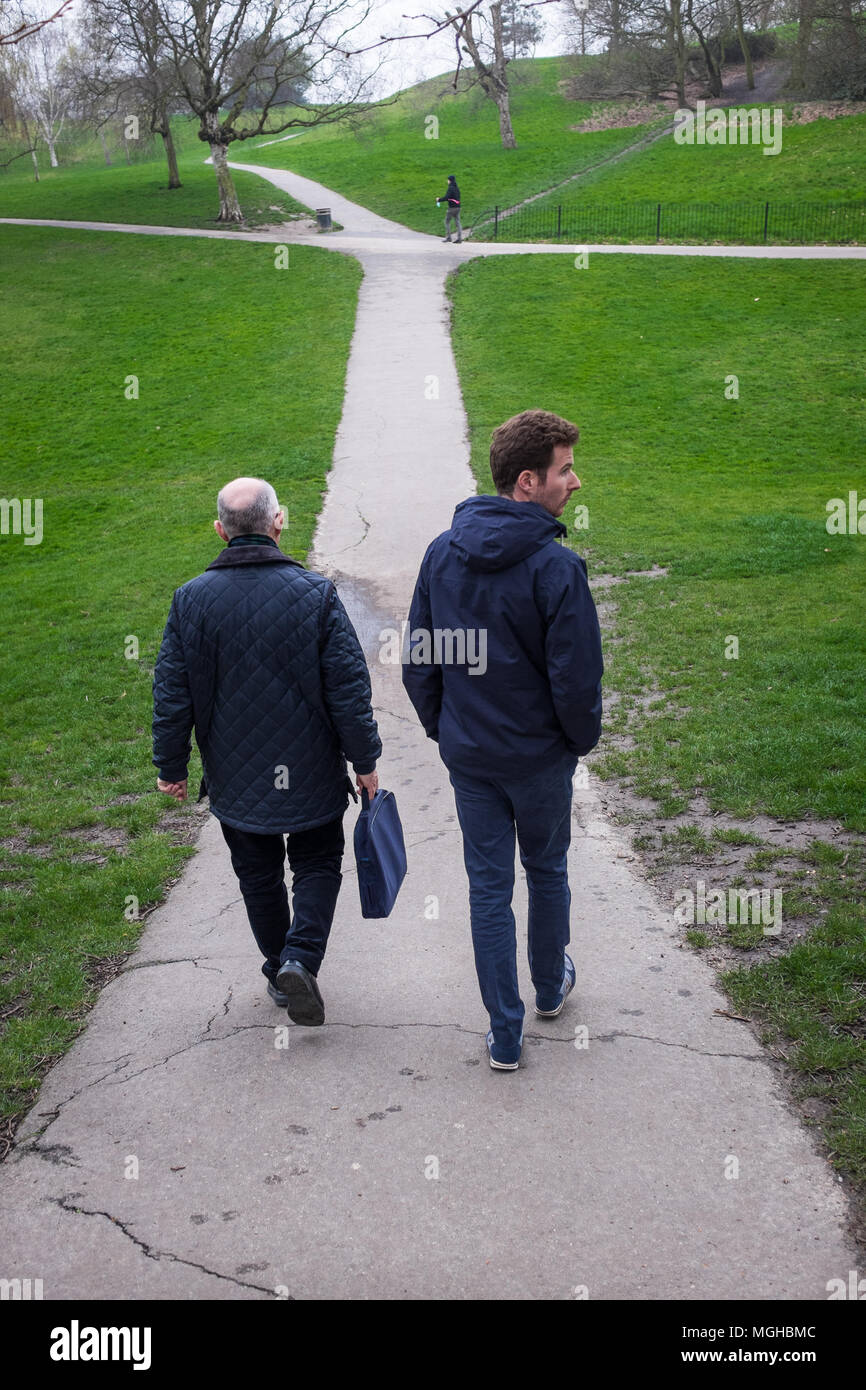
[567,45,676,102]
[721,31,778,63]
[800,21,866,99]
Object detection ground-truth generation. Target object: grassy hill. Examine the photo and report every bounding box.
[241,56,670,233]
[529,107,866,207]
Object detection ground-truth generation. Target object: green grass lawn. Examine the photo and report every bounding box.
[0,151,310,228]
[447,249,866,1195]
[242,56,669,233]
[447,252,866,831]
[531,108,866,208]
[0,224,361,1140]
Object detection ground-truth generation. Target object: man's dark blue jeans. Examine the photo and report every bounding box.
[219,815,345,984]
[448,760,577,1050]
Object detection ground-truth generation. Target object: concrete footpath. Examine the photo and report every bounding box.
[0,167,860,1299]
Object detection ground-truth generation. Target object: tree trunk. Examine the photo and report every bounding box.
[98,127,112,165]
[454,3,518,149]
[46,138,58,167]
[688,6,724,97]
[670,0,687,107]
[209,140,243,222]
[734,0,755,89]
[21,114,39,181]
[839,0,861,52]
[789,0,816,90]
[488,2,517,149]
[495,89,517,147]
[161,124,181,189]
[610,0,623,56]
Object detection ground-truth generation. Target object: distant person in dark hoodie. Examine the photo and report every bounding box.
[401,410,603,1070]
[436,174,462,242]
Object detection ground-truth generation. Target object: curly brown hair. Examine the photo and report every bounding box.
[489,409,579,496]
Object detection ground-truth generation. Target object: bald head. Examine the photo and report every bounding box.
[215,477,283,544]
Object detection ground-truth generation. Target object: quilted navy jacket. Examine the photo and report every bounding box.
[401,495,602,778]
[152,539,381,833]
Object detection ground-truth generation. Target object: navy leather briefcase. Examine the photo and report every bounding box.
[354,788,407,918]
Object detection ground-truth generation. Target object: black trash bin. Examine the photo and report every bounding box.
[316,208,332,231]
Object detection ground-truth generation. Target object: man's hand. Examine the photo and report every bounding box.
[356,770,378,798]
[157,778,188,802]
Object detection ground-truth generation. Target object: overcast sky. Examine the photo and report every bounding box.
[347,0,573,97]
[51,0,576,101]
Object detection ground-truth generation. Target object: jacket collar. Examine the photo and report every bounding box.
[206,543,304,571]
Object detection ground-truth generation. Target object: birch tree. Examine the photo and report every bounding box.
[11,7,73,165]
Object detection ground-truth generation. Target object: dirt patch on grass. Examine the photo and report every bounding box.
[0,993,30,1024]
[157,799,211,847]
[590,565,669,590]
[0,837,52,858]
[786,101,866,123]
[65,826,131,861]
[593,774,864,967]
[83,952,132,991]
[570,101,670,132]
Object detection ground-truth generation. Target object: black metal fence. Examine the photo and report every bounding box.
[469,201,866,245]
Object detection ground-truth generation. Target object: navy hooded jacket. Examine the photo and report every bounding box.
[152,539,381,834]
[401,496,602,778]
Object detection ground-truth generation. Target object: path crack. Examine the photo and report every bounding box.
[588,1029,766,1060]
[126,958,225,974]
[49,1193,288,1296]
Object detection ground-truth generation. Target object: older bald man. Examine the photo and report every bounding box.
[152,477,381,1026]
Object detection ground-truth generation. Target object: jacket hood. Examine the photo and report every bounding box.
[448,495,566,573]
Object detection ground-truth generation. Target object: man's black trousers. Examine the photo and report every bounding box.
[219,814,345,982]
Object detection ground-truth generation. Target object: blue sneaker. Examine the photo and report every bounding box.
[486,1029,523,1070]
[535,953,576,1018]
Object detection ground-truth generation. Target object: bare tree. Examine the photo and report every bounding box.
[141,0,388,224]
[10,7,74,165]
[685,0,723,95]
[445,1,517,146]
[1,0,72,47]
[82,0,187,188]
[788,0,866,97]
[789,0,816,88]
[563,0,686,100]
[732,0,755,87]
[0,40,39,174]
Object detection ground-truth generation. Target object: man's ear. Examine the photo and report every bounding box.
[214,519,228,541]
[517,469,536,494]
